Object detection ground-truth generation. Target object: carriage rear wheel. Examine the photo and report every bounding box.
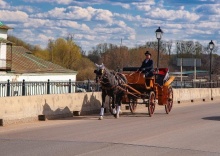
[148,91,156,117]
[165,87,173,114]
[129,98,137,113]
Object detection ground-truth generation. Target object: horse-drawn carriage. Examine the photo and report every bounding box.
[119,67,175,117]
[94,63,175,119]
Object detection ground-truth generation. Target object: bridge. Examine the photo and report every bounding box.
[0,99,220,156]
[0,88,220,126]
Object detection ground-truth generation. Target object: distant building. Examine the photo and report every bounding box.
[0,22,77,82]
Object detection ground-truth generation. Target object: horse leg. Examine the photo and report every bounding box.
[99,93,105,120]
[115,93,123,118]
[112,95,117,115]
[116,104,121,119]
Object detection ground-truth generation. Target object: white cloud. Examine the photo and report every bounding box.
[32,6,92,21]
[58,20,90,31]
[147,8,200,21]
[208,15,220,22]
[41,29,53,35]
[81,34,96,41]
[114,13,142,22]
[194,4,220,14]
[132,0,155,11]
[68,6,93,20]
[24,0,72,5]
[0,0,37,14]
[115,20,127,28]
[13,5,36,13]
[90,7,113,23]
[0,10,29,22]
[188,29,213,35]
[128,34,136,40]
[196,21,220,29]
[32,6,113,23]
[23,19,49,28]
[0,0,8,8]
[38,34,50,41]
[32,7,67,19]
[132,1,155,6]
[22,29,34,35]
[112,2,130,9]
[180,6,185,10]
[136,4,151,11]
[21,18,90,32]
[165,24,183,29]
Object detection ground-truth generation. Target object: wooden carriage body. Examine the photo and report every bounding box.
[122,67,175,106]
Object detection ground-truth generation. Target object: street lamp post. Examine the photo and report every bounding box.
[208,40,214,88]
[155,27,163,68]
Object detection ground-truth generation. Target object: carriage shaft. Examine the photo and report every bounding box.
[117,86,139,98]
[122,84,142,95]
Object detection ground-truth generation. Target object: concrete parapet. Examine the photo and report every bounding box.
[0,88,220,126]
[173,88,220,103]
[0,92,102,126]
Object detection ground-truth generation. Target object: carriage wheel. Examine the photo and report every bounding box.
[129,98,137,113]
[165,87,173,114]
[148,91,156,117]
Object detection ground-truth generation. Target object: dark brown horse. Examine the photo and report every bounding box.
[94,63,127,120]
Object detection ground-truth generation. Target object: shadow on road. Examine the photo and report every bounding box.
[58,112,167,121]
[202,116,220,121]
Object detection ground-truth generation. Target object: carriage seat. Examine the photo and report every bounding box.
[154,68,169,86]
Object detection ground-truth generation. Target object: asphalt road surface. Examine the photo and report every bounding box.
[0,99,220,156]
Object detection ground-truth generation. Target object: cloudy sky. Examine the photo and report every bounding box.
[0,0,220,54]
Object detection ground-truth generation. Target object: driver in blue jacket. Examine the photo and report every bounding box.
[137,51,154,77]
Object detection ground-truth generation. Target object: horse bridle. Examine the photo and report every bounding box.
[95,68,118,89]
[95,68,106,83]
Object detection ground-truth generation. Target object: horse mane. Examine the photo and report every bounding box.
[103,67,118,87]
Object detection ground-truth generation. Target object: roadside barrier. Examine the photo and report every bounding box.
[0,88,220,126]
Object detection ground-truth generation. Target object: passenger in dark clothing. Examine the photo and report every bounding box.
[137,51,154,77]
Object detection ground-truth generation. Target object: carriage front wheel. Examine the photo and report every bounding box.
[165,87,173,114]
[129,98,137,113]
[148,91,156,117]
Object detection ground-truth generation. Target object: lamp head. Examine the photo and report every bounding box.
[209,40,214,51]
[155,27,163,40]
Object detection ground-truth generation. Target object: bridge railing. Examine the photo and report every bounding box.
[0,79,100,97]
[1,79,219,97]
[172,80,220,88]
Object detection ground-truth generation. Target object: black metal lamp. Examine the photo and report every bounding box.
[155,27,163,68]
[208,40,214,88]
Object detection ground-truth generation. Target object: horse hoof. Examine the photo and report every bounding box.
[114,114,119,119]
[99,116,103,120]
[113,108,116,114]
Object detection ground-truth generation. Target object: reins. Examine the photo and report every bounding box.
[126,72,141,84]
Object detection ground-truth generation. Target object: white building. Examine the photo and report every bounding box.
[0,22,77,82]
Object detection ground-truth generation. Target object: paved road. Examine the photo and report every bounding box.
[0,100,220,156]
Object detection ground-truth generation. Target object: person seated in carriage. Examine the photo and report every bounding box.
[137,51,154,78]
[136,51,170,86]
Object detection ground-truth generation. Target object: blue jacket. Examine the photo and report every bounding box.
[138,59,154,73]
